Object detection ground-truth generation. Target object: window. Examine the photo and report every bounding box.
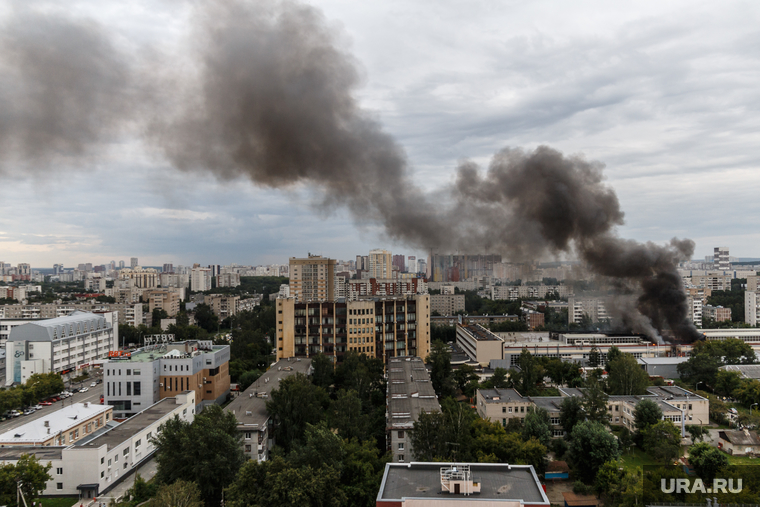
[245,432,252,440]
[56,467,63,475]
[398,443,404,450]
[245,444,252,452]
[398,455,404,462]
[101,471,104,478]
[126,369,131,375]
[520,406,524,413]
[508,407,512,413]
[133,369,141,375]
[126,382,132,396]
[398,430,404,438]
[123,448,129,456]
[101,458,104,465]
[56,483,63,491]
[108,459,112,467]
[502,407,506,413]
[124,462,128,469]
[136,439,141,447]
[134,382,141,396]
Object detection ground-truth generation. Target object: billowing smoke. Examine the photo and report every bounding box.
[0,1,700,342]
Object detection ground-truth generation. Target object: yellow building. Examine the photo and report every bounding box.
[289,255,336,303]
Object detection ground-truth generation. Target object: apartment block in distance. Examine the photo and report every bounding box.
[204,294,240,319]
[103,338,230,418]
[147,289,181,317]
[430,294,465,316]
[369,249,393,279]
[289,254,336,302]
[276,295,430,365]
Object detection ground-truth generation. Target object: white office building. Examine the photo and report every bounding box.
[5,311,117,385]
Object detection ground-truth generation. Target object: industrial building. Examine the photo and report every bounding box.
[456,324,504,367]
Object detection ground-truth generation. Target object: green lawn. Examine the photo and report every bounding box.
[36,497,79,507]
[620,448,659,471]
[726,454,760,465]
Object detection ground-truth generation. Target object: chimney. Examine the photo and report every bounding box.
[44,421,49,427]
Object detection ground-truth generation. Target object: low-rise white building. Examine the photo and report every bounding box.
[0,392,194,500]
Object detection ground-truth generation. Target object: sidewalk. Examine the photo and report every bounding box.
[70,456,158,507]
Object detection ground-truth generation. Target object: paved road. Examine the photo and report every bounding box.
[0,373,105,434]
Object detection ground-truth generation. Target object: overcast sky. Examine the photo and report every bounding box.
[1,0,759,268]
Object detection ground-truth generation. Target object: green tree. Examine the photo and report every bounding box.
[582,377,609,425]
[560,396,585,439]
[686,425,709,444]
[152,307,169,324]
[568,421,620,483]
[131,473,158,504]
[426,341,455,398]
[605,346,623,372]
[193,303,219,332]
[607,353,650,395]
[237,369,263,391]
[488,368,509,389]
[328,390,370,442]
[634,399,663,433]
[225,456,346,507]
[340,437,389,507]
[454,364,479,393]
[642,420,681,463]
[147,480,203,507]
[522,407,551,446]
[688,442,728,482]
[714,369,743,398]
[588,347,601,368]
[311,353,334,390]
[153,405,244,505]
[266,373,329,451]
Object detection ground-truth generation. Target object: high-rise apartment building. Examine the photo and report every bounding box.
[147,289,181,317]
[289,255,336,302]
[428,253,501,282]
[714,247,731,271]
[163,263,174,273]
[407,256,417,274]
[190,267,213,292]
[275,294,430,366]
[369,249,393,279]
[119,260,125,269]
[130,257,138,268]
[392,254,406,273]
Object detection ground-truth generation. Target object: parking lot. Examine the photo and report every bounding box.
[0,373,105,435]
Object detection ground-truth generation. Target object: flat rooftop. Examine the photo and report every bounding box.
[75,397,182,451]
[378,463,550,504]
[721,364,760,379]
[479,388,525,403]
[0,446,64,461]
[0,403,110,444]
[388,357,440,430]
[226,358,312,428]
[459,325,502,341]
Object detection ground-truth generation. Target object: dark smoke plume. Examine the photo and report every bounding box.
[0,1,701,342]
[0,6,136,169]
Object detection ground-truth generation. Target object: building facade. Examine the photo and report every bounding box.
[288,255,336,302]
[430,294,465,316]
[276,295,430,365]
[190,267,212,292]
[369,249,393,279]
[5,311,117,385]
[103,340,230,418]
[147,290,180,318]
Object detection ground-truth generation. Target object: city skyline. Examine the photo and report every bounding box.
[2,1,760,266]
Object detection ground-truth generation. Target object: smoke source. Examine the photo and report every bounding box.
[0,1,701,342]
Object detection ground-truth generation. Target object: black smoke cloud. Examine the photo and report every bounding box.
[0,1,700,342]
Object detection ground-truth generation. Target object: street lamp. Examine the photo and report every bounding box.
[751,403,758,416]
[696,381,703,392]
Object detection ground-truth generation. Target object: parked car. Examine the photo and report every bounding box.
[34,405,43,410]
[71,388,80,393]
[80,387,89,393]
[23,409,35,415]
[90,382,97,387]
[10,410,21,417]
[96,379,103,384]
[40,401,52,406]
